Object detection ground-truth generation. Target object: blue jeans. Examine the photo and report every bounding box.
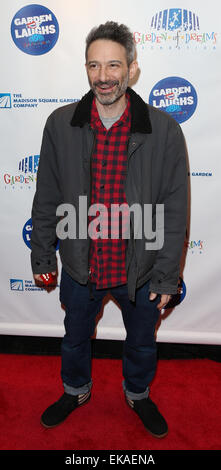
[60,268,160,401]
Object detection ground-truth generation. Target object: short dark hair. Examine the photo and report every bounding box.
[85,21,135,66]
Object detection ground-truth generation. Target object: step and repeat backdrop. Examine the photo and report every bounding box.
[1,1,220,344]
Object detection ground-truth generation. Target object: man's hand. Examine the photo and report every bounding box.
[34,272,57,291]
[149,292,172,310]
[34,272,57,283]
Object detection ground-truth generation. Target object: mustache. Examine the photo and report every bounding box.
[93,80,119,87]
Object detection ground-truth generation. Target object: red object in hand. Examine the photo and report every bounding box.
[40,273,56,286]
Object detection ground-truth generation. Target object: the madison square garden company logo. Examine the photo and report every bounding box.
[11,4,59,55]
[134,8,218,49]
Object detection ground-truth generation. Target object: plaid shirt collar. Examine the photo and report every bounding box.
[91,92,131,130]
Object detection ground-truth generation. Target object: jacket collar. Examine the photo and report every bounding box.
[70,87,152,134]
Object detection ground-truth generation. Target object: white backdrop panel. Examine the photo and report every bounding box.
[0,0,220,344]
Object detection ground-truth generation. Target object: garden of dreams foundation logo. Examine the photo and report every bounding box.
[134,8,217,50]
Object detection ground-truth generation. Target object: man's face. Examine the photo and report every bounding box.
[86,39,135,106]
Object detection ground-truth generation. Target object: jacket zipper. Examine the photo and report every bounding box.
[88,126,96,283]
[125,136,138,280]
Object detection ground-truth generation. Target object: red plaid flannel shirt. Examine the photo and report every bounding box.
[88,94,131,289]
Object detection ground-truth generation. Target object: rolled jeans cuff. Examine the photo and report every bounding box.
[63,380,93,396]
[122,380,149,400]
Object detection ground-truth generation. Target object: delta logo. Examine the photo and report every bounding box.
[134,8,217,50]
[11,4,59,55]
[3,154,39,191]
[149,76,198,124]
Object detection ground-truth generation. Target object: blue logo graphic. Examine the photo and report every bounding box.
[151,8,200,31]
[23,218,33,249]
[149,76,197,124]
[23,218,59,250]
[19,155,40,173]
[10,279,24,291]
[0,94,11,108]
[164,277,186,309]
[11,4,59,55]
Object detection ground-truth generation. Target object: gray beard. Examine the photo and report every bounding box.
[89,74,129,106]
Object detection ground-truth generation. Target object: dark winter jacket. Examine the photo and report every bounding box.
[31,87,188,301]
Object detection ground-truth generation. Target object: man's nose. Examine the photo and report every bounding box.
[98,66,109,83]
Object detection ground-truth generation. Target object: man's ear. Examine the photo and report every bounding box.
[129,60,138,81]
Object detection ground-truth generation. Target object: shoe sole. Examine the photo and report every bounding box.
[125,400,168,439]
[40,393,91,429]
[145,428,168,439]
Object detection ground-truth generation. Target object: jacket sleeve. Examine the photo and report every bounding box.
[149,119,188,295]
[30,113,62,274]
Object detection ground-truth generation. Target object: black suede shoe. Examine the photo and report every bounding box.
[125,395,168,438]
[41,391,91,428]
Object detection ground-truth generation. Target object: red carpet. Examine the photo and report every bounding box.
[0,354,220,450]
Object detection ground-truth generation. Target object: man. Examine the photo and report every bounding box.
[31,21,187,438]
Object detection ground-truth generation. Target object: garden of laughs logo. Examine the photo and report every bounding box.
[11,4,59,55]
[149,76,198,124]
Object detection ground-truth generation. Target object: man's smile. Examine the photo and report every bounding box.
[94,81,118,94]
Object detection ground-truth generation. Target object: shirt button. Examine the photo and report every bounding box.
[102,160,106,166]
[97,247,102,253]
[100,184,104,190]
[105,140,109,145]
